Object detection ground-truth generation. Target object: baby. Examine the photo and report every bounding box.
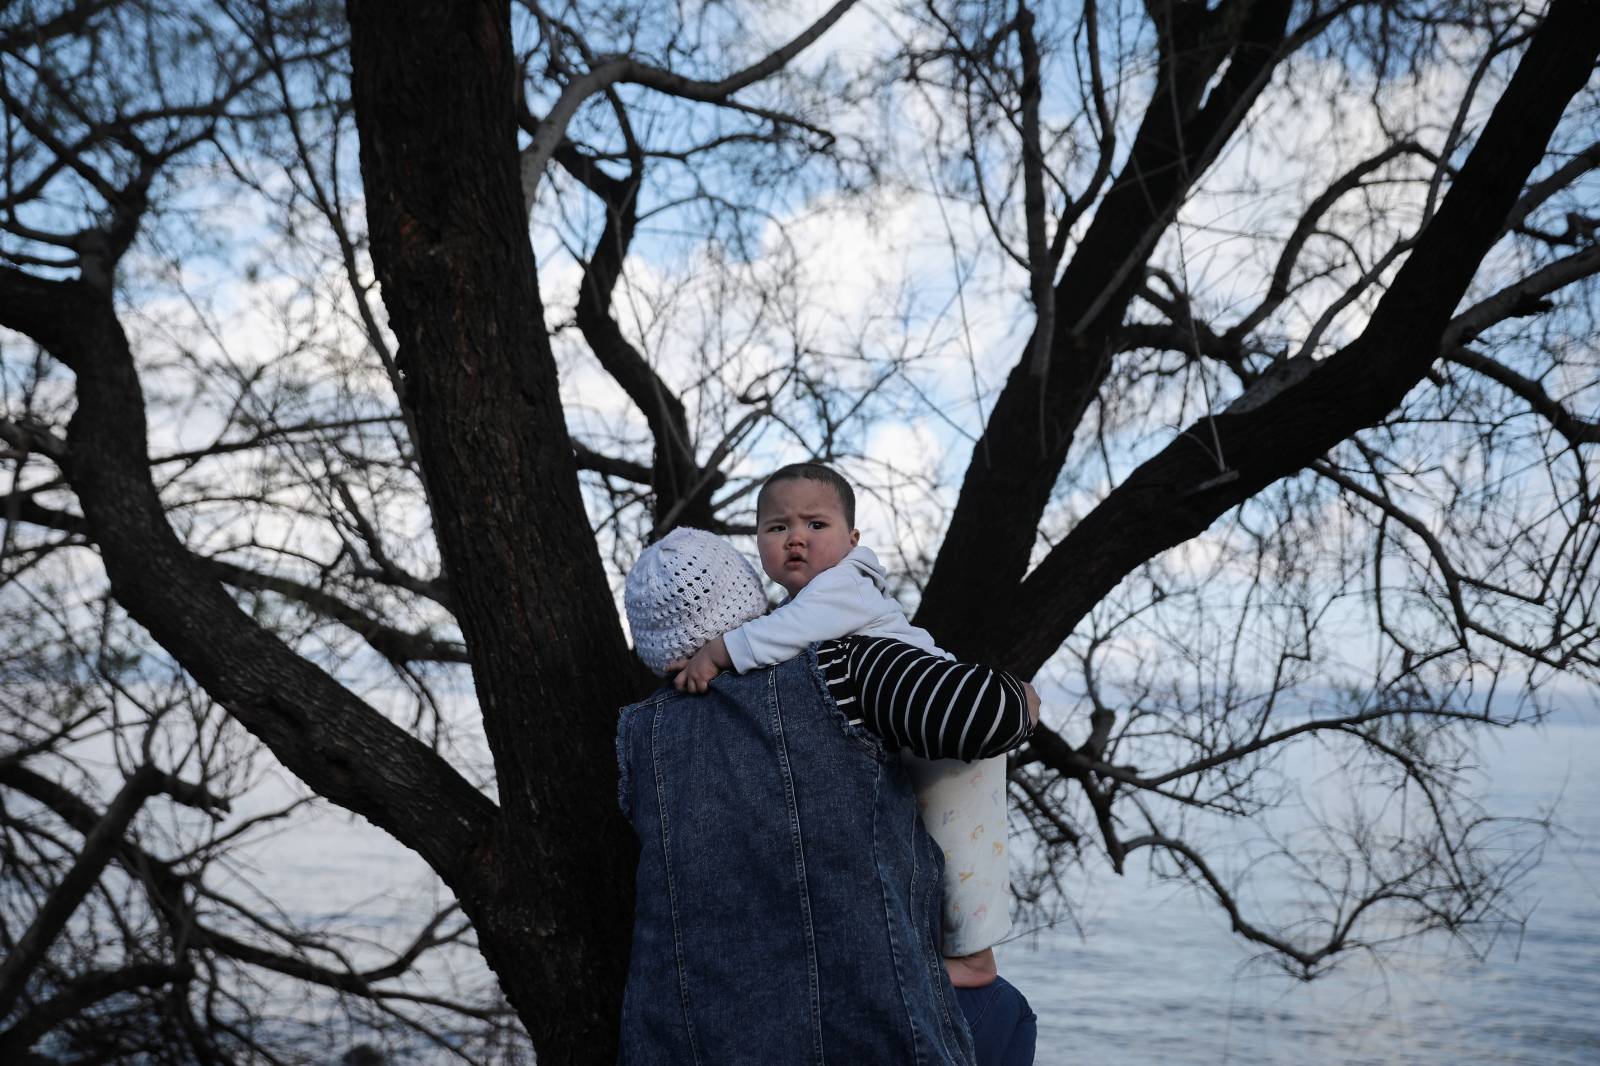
[671,462,1020,990]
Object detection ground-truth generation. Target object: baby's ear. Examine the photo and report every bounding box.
[850,528,860,546]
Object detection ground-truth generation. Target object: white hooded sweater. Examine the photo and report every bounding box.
[723,546,941,672]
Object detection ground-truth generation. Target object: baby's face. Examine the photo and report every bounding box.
[756,478,860,597]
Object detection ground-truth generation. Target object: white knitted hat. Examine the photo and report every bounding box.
[625,528,768,677]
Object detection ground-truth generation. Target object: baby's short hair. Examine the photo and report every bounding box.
[757,462,856,527]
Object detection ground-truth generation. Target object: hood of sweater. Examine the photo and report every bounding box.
[774,544,890,607]
[841,545,890,594]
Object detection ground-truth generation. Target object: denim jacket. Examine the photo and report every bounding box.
[617,651,977,1066]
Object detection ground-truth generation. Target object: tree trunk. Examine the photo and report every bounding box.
[345,1,644,1060]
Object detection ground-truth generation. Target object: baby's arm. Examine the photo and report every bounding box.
[839,637,1038,760]
[670,565,877,693]
[722,564,882,673]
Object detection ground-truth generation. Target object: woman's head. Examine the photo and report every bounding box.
[625,527,768,676]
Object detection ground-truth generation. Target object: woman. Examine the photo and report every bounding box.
[616,528,1038,1065]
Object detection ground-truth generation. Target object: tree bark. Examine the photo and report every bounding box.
[345,1,644,1060]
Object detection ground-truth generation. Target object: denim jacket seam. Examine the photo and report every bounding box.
[617,690,677,819]
[768,665,829,1064]
[925,835,969,1059]
[649,704,704,1065]
[874,753,931,1065]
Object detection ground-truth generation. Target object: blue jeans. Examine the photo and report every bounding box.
[955,976,1037,1066]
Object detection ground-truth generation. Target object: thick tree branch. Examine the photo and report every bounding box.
[0,266,80,354]
[571,440,653,484]
[919,0,1298,652]
[989,0,1600,674]
[0,416,69,462]
[1441,241,1600,349]
[0,491,86,536]
[0,271,499,890]
[559,138,719,532]
[1499,140,1600,240]
[1117,318,1254,375]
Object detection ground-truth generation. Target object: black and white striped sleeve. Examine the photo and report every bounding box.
[819,636,1032,761]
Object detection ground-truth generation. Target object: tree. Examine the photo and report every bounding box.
[0,618,513,1062]
[1,0,1597,1062]
[0,4,522,1060]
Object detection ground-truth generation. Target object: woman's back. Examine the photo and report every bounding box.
[617,653,975,1066]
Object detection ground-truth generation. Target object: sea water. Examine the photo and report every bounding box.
[997,718,1600,1065]
[238,716,1600,1064]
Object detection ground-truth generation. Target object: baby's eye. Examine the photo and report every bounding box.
[809,520,827,530]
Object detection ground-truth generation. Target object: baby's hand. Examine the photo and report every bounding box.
[667,637,730,695]
[1022,682,1041,729]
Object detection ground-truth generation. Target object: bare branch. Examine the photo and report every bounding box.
[207,557,469,665]
[1442,241,1600,349]
[520,0,857,202]
[0,764,162,1017]
[0,0,121,54]
[572,441,653,485]
[1017,4,1054,381]
[0,268,499,881]
[0,962,193,1058]
[1499,140,1600,240]
[1226,141,1432,343]
[1445,347,1600,448]
[992,0,1600,674]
